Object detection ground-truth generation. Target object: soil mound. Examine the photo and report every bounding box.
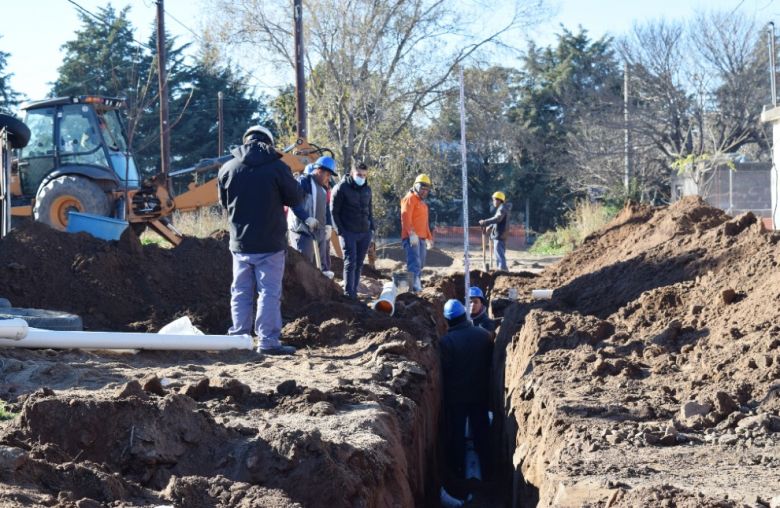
[498,197,780,505]
[0,223,342,333]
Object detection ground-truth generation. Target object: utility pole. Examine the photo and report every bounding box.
[623,60,632,195]
[217,91,224,156]
[769,22,777,107]
[458,67,470,309]
[156,0,171,178]
[293,0,307,140]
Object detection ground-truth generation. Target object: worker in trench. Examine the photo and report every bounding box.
[288,156,337,277]
[400,174,434,292]
[469,286,496,336]
[439,299,494,487]
[330,162,374,299]
[479,191,512,271]
[218,125,303,355]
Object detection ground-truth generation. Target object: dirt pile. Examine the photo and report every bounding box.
[0,223,446,507]
[497,197,780,505]
[0,223,341,333]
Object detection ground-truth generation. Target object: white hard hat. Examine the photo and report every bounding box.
[243,125,274,145]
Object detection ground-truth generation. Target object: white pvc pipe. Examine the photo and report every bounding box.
[531,289,554,300]
[0,319,28,340]
[0,327,253,351]
[372,281,397,315]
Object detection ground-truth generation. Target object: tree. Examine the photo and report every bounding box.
[0,37,21,113]
[210,0,548,163]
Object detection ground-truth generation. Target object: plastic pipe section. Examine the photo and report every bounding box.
[0,319,29,340]
[0,321,252,351]
[372,281,397,316]
[531,289,554,300]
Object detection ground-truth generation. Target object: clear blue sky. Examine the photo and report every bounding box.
[1,0,779,103]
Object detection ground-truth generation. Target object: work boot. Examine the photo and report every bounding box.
[257,343,297,355]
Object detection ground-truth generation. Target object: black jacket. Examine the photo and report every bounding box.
[330,175,374,234]
[472,309,497,335]
[218,142,303,253]
[439,321,493,406]
[483,202,512,240]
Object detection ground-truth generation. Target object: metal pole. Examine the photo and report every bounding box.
[0,129,8,238]
[217,91,224,156]
[624,60,632,193]
[156,0,171,177]
[293,0,307,140]
[769,22,777,107]
[458,68,470,309]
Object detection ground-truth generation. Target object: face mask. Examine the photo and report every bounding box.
[353,175,366,186]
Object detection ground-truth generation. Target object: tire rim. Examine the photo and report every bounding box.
[50,195,83,229]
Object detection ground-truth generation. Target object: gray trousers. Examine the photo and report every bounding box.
[228,250,285,349]
[289,231,316,265]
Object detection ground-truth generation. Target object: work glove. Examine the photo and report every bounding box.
[325,225,333,237]
[323,270,335,280]
[305,217,320,231]
[478,219,486,227]
[409,231,419,247]
[426,238,434,249]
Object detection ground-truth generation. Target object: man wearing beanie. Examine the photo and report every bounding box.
[439,299,494,485]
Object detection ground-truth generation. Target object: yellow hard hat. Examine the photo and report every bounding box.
[414,173,432,186]
[492,191,506,201]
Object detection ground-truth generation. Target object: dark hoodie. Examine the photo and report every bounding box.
[482,201,512,240]
[218,142,303,253]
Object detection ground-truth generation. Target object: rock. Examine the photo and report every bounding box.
[680,400,712,428]
[181,378,210,400]
[310,401,336,416]
[211,378,251,399]
[737,414,771,431]
[769,495,780,508]
[141,374,166,396]
[276,379,299,396]
[115,380,149,400]
[689,304,703,315]
[721,289,737,304]
[75,499,103,508]
[719,434,739,445]
[0,445,27,472]
[713,391,739,417]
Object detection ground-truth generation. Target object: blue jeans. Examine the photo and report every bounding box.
[289,231,316,265]
[228,250,285,349]
[403,238,427,278]
[493,238,507,271]
[339,230,371,298]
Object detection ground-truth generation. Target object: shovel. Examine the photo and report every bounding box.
[312,233,335,279]
[481,227,490,272]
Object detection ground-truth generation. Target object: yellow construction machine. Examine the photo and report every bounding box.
[4,95,330,246]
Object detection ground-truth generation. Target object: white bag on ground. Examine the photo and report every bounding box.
[158,316,204,336]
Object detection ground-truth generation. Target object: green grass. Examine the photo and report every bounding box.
[529,200,618,256]
[0,401,16,421]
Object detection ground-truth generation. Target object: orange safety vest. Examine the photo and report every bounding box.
[400,190,432,240]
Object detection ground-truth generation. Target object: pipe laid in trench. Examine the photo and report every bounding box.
[0,319,253,350]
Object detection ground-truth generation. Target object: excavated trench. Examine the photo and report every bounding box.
[2,197,779,507]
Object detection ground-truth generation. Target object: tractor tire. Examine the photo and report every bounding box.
[0,307,83,331]
[34,175,112,231]
[0,113,31,149]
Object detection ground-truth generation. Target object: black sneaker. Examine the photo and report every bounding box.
[257,344,296,355]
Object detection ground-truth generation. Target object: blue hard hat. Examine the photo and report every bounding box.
[314,156,337,175]
[443,299,466,319]
[469,286,485,300]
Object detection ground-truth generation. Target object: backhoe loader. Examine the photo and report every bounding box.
[5,95,330,245]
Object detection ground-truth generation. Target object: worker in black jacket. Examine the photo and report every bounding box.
[218,125,303,355]
[440,299,493,481]
[469,286,496,336]
[330,162,374,299]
